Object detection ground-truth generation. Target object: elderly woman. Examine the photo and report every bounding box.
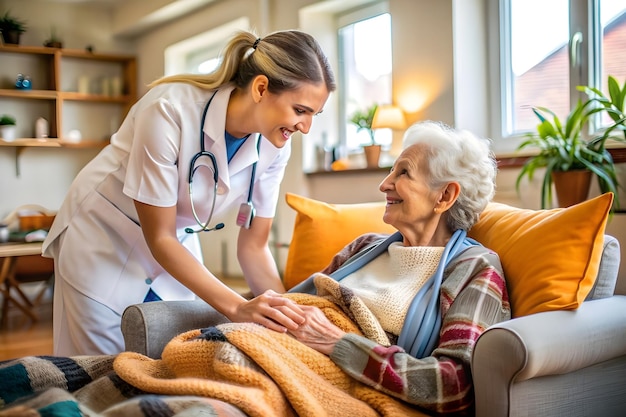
[288,120,510,414]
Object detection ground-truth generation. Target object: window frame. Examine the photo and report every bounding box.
[336,2,392,153]
[493,0,622,143]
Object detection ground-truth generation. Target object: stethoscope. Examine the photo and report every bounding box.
[185,91,259,234]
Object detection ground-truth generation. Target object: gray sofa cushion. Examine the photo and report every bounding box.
[586,235,620,300]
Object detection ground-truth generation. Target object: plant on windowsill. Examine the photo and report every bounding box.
[0,11,27,45]
[0,114,17,142]
[579,75,626,141]
[349,104,380,168]
[515,75,626,211]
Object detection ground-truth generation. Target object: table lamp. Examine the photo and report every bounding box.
[371,104,407,131]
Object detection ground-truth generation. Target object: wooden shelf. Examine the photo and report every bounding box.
[0,44,136,139]
[0,89,57,100]
[0,138,107,176]
[0,44,136,176]
[0,89,131,102]
[60,92,132,102]
[0,138,107,148]
[0,138,61,148]
[0,44,57,55]
[0,44,133,60]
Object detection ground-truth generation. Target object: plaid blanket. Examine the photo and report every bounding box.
[0,355,246,416]
[0,294,429,416]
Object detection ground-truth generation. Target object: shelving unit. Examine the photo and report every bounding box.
[0,44,136,175]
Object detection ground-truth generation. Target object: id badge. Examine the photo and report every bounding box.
[236,202,255,229]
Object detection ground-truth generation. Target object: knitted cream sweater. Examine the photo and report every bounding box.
[338,242,444,336]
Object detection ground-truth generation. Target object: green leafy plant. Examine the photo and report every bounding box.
[349,104,378,145]
[515,99,619,209]
[578,75,626,142]
[0,114,16,125]
[0,10,27,34]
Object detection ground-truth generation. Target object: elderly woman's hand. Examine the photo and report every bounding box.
[287,305,346,355]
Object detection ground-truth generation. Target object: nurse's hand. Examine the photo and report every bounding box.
[235,290,306,333]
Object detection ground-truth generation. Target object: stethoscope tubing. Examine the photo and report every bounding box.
[186,90,258,234]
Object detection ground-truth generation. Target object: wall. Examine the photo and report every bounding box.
[0,0,135,52]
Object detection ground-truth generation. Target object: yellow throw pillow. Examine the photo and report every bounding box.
[468,193,613,318]
[284,193,396,290]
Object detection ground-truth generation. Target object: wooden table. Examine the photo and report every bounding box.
[0,241,45,327]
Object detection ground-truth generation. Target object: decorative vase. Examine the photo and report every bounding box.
[363,144,381,168]
[552,170,592,208]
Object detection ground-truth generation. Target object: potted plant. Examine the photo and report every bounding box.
[43,26,63,48]
[515,80,625,210]
[349,104,380,167]
[0,114,17,142]
[0,11,27,45]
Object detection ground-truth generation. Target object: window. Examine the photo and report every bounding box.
[186,47,222,74]
[500,0,626,137]
[164,17,248,76]
[338,4,392,152]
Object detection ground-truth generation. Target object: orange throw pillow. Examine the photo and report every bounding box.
[468,193,613,317]
[283,193,395,290]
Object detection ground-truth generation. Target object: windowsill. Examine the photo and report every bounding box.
[305,144,626,175]
[305,166,392,176]
[497,145,626,168]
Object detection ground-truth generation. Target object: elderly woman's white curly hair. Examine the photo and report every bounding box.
[402,121,497,231]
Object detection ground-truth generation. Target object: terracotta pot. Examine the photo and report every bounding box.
[551,170,592,207]
[363,144,381,168]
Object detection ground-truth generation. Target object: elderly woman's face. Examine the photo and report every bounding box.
[379,144,442,234]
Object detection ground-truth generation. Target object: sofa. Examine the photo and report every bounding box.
[121,192,626,417]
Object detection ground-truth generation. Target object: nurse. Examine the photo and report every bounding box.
[42,29,336,356]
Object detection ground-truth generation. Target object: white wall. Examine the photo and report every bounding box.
[0,0,135,53]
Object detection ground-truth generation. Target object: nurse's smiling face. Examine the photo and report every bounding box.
[256,82,330,148]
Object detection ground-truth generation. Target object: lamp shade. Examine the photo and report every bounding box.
[371,105,406,130]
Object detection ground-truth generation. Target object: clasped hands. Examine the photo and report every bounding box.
[234,290,346,355]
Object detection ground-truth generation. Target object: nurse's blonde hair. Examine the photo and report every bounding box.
[150,30,336,94]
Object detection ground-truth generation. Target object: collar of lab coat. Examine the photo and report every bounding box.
[201,86,260,189]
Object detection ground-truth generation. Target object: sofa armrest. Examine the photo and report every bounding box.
[121,299,229,359]
[472,295,626,417]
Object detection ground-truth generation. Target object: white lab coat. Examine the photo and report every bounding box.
[43,84,291,316]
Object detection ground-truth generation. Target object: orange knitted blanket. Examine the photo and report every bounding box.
[114,293,429,417]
